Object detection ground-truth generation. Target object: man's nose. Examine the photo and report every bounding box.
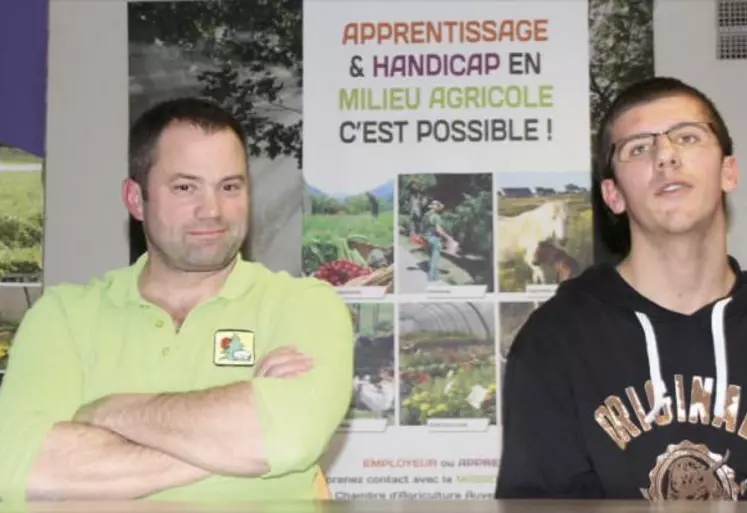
[654,135,681,172]
[197,190,221,218]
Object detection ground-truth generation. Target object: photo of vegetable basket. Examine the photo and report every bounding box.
[305,236,394,293]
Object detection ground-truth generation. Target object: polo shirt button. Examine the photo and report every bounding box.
[155,320,164,328]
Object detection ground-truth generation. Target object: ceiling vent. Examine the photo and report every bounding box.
[718,0,747,59]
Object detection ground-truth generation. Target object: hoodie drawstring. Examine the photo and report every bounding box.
[634,297,732,424]
[634,312,668,424]
[711,297,732,419]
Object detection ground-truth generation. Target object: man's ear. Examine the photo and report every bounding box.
[600,178,627,215]
[122,178,145,221]
[721,155,739,193]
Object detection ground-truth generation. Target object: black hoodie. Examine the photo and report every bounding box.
[495,256,747,501]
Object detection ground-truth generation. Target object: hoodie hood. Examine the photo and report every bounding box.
[554,256,747,424]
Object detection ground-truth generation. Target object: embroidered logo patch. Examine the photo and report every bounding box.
[214,330,255,366]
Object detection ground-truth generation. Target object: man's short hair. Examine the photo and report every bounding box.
[594,76,733,183]
[129,97,248,199]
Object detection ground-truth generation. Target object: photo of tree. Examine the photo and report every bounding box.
[128,0,304,274]
[589,0,655,262]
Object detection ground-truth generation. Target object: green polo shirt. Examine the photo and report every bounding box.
[0,255,354,502]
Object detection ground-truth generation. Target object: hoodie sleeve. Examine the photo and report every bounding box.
[495,308,604,499]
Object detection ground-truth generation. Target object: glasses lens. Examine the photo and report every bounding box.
[617,135,655,162]
[668,122,710,146]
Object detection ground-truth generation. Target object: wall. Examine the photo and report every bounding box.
[654,0,747,261]
[45,1,130,286]
[43,0,747,286]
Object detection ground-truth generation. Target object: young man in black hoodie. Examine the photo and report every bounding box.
[495,76,747,501]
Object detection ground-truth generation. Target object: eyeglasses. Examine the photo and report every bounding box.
[609,121,715,164]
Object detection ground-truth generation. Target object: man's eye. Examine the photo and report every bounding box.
[223,182,245,192]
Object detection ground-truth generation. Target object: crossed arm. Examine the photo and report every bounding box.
[26,346,314,500]
[26,421,210,500]
[0,284,353,503]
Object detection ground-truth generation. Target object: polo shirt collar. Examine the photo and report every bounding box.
[108,252,256,306]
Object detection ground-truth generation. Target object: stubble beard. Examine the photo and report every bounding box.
[146,225,247,273]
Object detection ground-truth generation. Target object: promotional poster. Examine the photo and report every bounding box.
[125,0,654,500]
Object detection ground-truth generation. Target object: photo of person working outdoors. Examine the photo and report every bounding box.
[421,200,460,283]
[398,173,494,293]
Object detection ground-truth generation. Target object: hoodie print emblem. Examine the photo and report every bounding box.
[641,441,747,500]
[594,374,747,501]
[595,374,744,451]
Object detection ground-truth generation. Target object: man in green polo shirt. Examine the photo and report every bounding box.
[0,98,354,502]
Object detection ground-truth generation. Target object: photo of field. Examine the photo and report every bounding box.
[498,301,543,380]
[302,181,394,292]
[497,171,593,293]
[398,173,494,293]
[398,301,496,426]
[0,144,45,381]
[0,146,43,284]
[348,302,395,424]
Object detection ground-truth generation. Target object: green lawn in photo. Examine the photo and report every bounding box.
[0,171,44,219]
[304,211,393,259]
[0,147,41,165]
[0,171,44,280]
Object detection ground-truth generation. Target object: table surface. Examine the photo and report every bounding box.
[7,501,746,513]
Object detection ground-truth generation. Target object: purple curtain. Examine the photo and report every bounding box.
[0,0,49,157]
